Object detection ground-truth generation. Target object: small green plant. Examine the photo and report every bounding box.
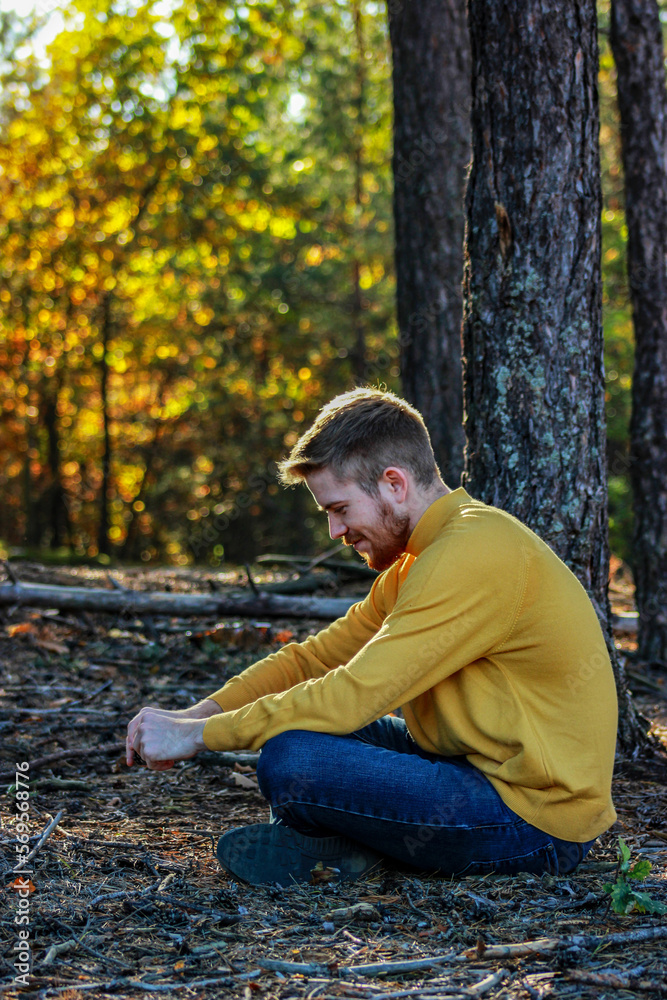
[603,837,667,915]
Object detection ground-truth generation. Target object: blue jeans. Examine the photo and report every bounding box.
[256,716,594,877]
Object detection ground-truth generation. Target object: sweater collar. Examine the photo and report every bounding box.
[405,487,473,557]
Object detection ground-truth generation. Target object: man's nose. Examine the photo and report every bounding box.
[328,514,347,540]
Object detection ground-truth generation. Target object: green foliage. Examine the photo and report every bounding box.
[603,837,667,915]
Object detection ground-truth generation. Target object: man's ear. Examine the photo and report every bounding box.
[379,467,409,502]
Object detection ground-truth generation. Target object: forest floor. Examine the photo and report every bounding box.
[0,558,666,1000]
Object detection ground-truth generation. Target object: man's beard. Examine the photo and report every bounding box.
[345,501,411,572]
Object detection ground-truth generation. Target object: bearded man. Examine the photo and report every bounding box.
[126,388,617,885]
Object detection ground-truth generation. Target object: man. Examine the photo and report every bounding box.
[126,388,617,885]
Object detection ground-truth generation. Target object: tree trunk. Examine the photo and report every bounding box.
[462,0,652,756]
[387,0,469,486]
[98,294,112,557]
[351,0,366,383]
[610,0,667,668]
[42,382,70,549]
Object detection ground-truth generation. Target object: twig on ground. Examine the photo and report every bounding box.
[340,970,510,1000]
[21,809,65,866]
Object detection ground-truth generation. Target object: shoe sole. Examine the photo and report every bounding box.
[216,823,383,886]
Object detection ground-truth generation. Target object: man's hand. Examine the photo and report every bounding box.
[126,699,221,770]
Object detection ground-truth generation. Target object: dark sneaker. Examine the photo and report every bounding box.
[216,822,383,886]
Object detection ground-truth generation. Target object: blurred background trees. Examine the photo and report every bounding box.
[0,0,654,574]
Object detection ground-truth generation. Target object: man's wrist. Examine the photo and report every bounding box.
[194,698,224,719]
[192,719,209,752]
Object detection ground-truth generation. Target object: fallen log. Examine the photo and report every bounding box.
[0,581,358,620]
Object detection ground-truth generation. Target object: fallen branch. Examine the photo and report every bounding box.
[0,580,357,619]
[0,746,259,784]
[566,969,665,992]
[464,925,667,960]
[258,951,458,978]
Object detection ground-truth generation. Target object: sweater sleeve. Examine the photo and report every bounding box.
[205,570,391,713]
[202,530,524,751]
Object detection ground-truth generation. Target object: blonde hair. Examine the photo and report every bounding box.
[277,387,440,495]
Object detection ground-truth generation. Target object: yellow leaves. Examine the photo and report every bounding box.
[195,455,214,474]
[198,134,218,153]
[117,153,136,173]
[269,216,297,240]
[305,245,323,266]
[194,308,214,327]
[170,103,201,132]
[56,208,75,229]
[359,268,373,290]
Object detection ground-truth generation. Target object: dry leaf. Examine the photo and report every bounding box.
[310,861,340,884]
[35,636,69,655]
[6,622,35,637]
[231,772,259,790]
[6,620,69,654]
[8,877,36,893]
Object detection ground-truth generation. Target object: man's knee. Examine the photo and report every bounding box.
[256,730,321,806]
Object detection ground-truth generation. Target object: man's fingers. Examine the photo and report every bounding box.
[126,711,143,766]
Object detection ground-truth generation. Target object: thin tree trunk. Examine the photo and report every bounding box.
[351,0,366,382]
[42,382,70,549]
[387,0,469,485]
[98,294,112,557]
[23,414,40,548]
[610,0,667,667]
[462,0,652,756]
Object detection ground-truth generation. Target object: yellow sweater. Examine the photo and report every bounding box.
[203,488,618,842]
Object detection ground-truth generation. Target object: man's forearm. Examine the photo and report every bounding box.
[191,698,224,719]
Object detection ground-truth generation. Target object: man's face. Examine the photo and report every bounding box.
[305,467,411,572]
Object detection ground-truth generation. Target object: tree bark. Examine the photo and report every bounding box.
[462,0,652,756]
[387,0,470,486]
[610,0,667,667]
